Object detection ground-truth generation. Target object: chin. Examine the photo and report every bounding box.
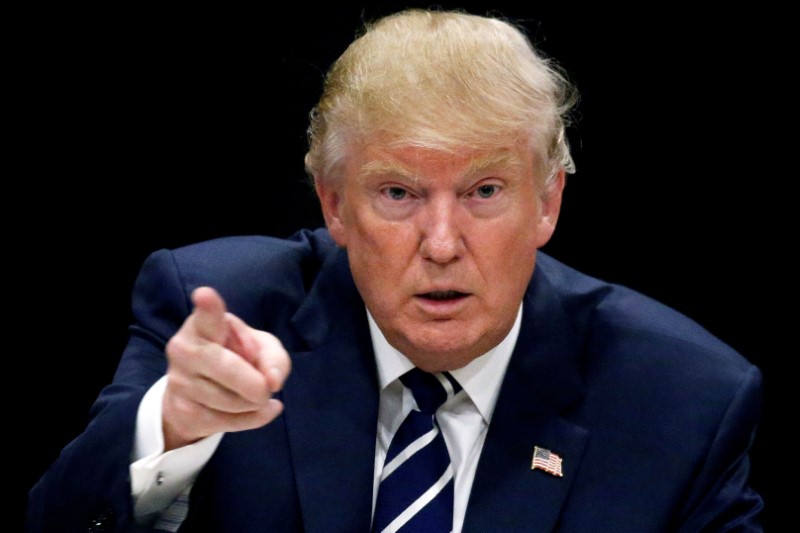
[403,337,484,372]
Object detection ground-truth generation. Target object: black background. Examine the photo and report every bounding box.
[17,1,789,530]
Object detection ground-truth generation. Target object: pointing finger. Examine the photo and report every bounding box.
[191,286,229,344]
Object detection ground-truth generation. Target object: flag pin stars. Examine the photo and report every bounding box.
[531,446,563,477]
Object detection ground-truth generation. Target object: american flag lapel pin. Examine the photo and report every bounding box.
[531,446,563,477]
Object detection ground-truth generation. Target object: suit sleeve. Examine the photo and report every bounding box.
[677,365,765,532]
[27,249,193,533]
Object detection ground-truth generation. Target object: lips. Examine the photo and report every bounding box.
[414,289,472,316]
[418,290,469,301]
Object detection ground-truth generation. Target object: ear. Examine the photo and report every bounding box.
[314,176,348,247]
[534,168,566,248]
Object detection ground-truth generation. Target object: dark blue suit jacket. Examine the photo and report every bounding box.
[28,228,763,532]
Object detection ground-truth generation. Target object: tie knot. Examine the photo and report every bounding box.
[400,368,462,414]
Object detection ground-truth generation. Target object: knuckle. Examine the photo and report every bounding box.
[166,372,189,393]
[166,334,191,359]
[213,350,239,378]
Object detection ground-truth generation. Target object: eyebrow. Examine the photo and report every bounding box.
[357,152,526,183]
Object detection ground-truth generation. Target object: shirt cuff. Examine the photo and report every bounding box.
[130,375,223,520]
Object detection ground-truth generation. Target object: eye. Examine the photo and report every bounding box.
[383,187,408,201]
[475,184,497,199]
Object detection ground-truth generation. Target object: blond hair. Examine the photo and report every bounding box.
[305,8,577,187]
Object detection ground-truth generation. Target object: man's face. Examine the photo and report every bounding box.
[317,143,564,372]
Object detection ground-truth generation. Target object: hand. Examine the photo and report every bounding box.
[161,286,291,451]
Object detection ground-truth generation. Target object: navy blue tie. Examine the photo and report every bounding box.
[372,368,462,532]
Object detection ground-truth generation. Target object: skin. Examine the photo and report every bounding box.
[316,141,565,372]
[161,287,291,450]
[160,140,564,449]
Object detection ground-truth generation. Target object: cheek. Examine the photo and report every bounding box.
[333,194,379,248]
[347,231,412,320]
[345,212,418,282]
[471,217,539,293]
[350,201,418,250]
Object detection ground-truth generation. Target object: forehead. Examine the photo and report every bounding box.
[351,144,531,182]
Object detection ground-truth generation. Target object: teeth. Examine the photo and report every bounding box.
[426,291,464,300]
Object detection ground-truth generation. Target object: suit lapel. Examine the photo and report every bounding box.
[464,265,591,533]
[282,248,380,533]
[281,248,592,532]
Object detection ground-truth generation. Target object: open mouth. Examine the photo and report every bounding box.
[418,290,470,301]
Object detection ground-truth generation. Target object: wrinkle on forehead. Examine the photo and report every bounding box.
[356,150,528,185]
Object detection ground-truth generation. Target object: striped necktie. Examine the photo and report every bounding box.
[372,368,462,533]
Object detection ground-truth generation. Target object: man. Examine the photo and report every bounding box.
[28,8,763,532]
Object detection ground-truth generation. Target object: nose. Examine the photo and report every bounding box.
[418,196,465,264]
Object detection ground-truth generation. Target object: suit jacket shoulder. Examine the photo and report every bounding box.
[509,252,764,531]
[27,228,343,533]
[130,228,341,347]
[536,251,755,373]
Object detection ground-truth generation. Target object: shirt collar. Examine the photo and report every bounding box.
[368,305,522,424]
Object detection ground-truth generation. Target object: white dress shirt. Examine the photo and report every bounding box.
[369,307,520,532]
[130,305,522,531]
[129,376,223,525]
